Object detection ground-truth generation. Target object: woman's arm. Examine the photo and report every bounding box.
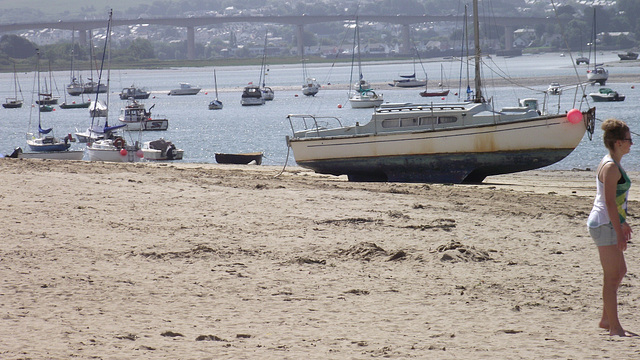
[602,162,627,251]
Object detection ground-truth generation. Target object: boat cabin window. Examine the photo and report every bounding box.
[382,117,419,128]
[438,116,457,124]
[381,115,457,129]
[419,117,436,125]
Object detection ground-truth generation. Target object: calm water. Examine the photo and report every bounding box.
[1,51,638,171]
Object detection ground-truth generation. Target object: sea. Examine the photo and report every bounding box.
[1,51,639,171]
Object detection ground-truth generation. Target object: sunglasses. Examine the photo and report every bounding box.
[622,138,633,145]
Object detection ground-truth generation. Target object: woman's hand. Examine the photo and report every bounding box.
[619,223,632,251]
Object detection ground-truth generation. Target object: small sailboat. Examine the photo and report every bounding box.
[26,49,75,154]
[36,60,60,105]
[586,7,608,85]
[60,42,91,109]
[419,64,450,97]
[390,57,426,88]
[259,31,274,101]
[348,18,384,109]
[208,69,223,110]
[301,59,319,96]
[3,63,24,109]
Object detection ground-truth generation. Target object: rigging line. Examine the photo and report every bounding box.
[549,0,591,109]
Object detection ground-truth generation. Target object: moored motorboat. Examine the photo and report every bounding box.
[118,99,168,131]
[241,85,265,106]
[349,89,384,109]
[589,88,625,102]
[119,85,151,100]
[142,138,183,160]
[302,78,320,96]
[618,51,638,61]
[168,83,201,95]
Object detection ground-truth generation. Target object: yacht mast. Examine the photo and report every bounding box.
[473,0,482,103]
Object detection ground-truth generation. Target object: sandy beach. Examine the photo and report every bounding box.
[1,159,639,359]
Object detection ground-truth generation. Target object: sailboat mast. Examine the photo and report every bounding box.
[36,49,42,130]
[214,70,219,99]
[356,17,363,90]
[473,0,482,103]
[259,30,268,87]
[105,10,112,121]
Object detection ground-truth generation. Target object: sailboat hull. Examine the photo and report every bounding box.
[289,109,594,184]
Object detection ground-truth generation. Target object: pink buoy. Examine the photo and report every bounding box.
[337,104,342,108]
[136,149,144,158]
[120,149,128,156]
[567,109,582,124]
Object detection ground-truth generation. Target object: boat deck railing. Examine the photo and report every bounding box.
[287,114,344,137]
[376,104,468,114]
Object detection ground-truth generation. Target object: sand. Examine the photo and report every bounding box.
[1,159,639,359]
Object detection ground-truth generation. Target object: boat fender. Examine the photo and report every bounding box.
[113,137,125,149]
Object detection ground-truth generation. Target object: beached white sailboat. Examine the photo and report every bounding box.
[286,0,595,184]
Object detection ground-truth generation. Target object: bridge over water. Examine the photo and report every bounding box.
[0,14,555,60]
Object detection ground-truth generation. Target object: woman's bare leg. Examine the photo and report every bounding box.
[598,245,627,336]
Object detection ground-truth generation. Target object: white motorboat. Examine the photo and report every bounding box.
[547,82,562,95]
[261,87,275,101]
[86,136,142,162]
[142,138,183,160]
[241,85,265,106]
[302,78,320,96]
[589,88,625,102]
[349,89,384,108]
[119,85,151,100]
[168,83,201,95]
[285,0,596,185]
[118,99,168,131]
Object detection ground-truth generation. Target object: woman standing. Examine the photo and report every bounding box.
[587,118,633,337]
